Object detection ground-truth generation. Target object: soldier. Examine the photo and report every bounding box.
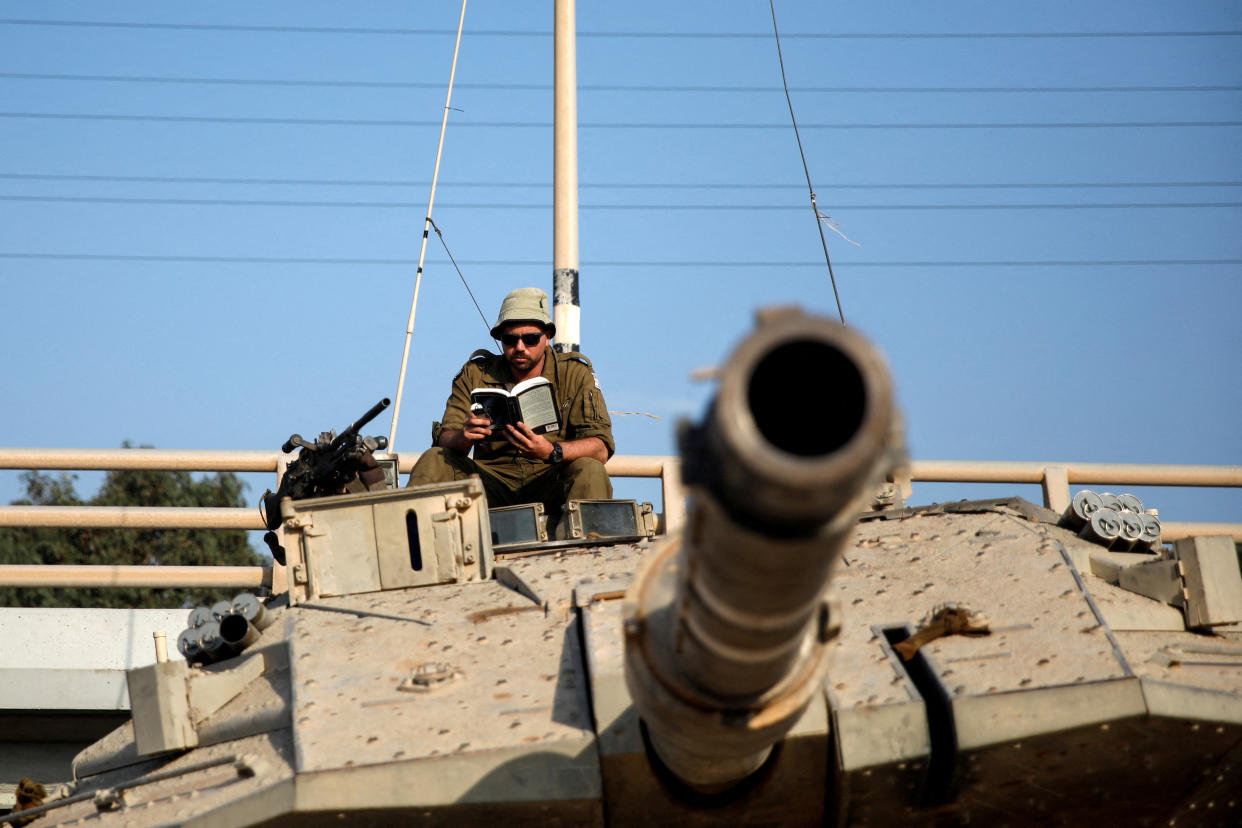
[407,287,614,520]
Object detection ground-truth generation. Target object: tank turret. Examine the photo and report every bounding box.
[11,308,1242,827]
[623,307,903,791]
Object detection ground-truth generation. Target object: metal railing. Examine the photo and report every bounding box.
[903,460,1242,542]
[0,448,1237,589]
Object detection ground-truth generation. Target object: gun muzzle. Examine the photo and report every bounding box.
[333,397,392,448]
[218,614,261,652]
[624,307,902,792]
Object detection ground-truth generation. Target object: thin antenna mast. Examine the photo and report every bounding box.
[389,0,468,450]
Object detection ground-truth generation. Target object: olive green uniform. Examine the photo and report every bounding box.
[408,349,614,511]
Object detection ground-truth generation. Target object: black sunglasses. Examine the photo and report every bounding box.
[500,331,544,348]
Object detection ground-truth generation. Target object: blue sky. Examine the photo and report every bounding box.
[1,1,1239,529]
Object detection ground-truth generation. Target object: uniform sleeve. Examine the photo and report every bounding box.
[439,363,478,435]
[562,361,615,458]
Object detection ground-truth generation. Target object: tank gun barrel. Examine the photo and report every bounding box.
[624,307,902,792]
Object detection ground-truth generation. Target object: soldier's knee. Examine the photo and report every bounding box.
[562,457,612,499]
[407,447,472,486]
[418,447,454,463]
[564,457,606,474]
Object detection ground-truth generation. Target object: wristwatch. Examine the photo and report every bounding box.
[548,443,563,464]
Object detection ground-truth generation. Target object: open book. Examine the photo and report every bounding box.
[470,377,560,435]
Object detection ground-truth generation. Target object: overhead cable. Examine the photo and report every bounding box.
[3,195,1238,210]
[4,72,1238,94]
[4,172,1239,190]
[2,112,1238,129]
[2,253,1238,268]
[1,19,1238,38]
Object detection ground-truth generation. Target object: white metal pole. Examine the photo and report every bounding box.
[552,0,581,353]
[389,0,468,450]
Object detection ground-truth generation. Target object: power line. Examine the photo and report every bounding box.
[3,194,1239,210]
[2,112,1238,129]
[5,172,1240,190]
[2,252,1238,267]
[1,19,1239,38]
[0,71,480,90]
[5,72,1239,95]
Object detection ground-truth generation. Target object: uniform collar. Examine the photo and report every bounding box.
[488,350,557,389]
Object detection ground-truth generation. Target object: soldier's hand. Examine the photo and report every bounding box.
[505,421,553,460]
[462,413,493,444]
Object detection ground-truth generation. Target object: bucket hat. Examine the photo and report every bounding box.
[490,287,556,339]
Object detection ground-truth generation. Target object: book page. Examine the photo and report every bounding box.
[516,383,559,434]
[511,376,551,395]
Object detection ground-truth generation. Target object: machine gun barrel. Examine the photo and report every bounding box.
[624,307,901,792]
[330,397,391,452]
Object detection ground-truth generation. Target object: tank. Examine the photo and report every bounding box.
[6,308,1241,827]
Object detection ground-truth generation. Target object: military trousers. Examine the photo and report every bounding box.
[406,447,612,515]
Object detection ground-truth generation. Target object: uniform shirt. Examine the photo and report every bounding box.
[433,349,614,487]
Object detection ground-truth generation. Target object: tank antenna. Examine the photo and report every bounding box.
[769,0,846,324]
[389,0,469,451]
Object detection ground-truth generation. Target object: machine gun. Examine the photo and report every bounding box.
[261,397,392,563]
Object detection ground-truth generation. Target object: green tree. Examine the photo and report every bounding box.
[0,451,264,608]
